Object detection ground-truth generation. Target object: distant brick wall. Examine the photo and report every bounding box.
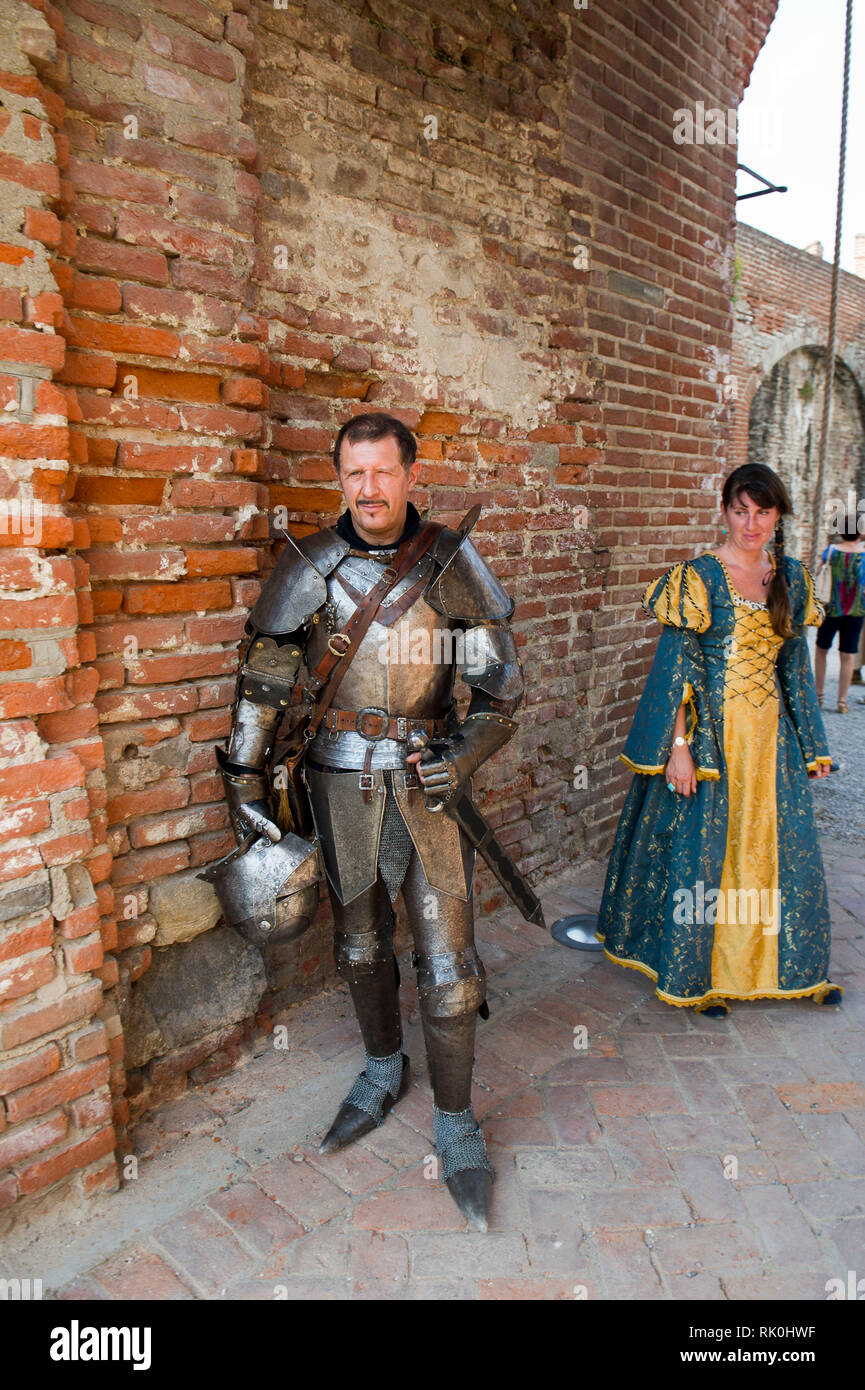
[731,222,865,559]
[0,0,778,1219]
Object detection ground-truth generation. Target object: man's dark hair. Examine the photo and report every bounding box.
[333,412,417,473]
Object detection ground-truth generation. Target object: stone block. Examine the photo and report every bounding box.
[149,870,221,945]
[121,926,265,1068]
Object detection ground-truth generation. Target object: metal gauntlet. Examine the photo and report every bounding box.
[418,696,518,806]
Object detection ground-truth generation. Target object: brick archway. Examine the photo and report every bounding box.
[747,345,865,559]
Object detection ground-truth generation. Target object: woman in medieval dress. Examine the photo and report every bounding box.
[597,463,842,1017]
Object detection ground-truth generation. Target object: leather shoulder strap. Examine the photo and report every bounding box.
[302,521,443,742]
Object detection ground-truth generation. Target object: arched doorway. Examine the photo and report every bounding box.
[747,347,865,557]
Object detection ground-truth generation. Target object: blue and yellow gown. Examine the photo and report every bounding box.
[596,552,837,1007]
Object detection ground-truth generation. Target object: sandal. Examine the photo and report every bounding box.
[837,701,849,714]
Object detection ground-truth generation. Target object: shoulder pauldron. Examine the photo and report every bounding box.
[248,522,514,633]
[424,530,514,621]
[249,528,350,636]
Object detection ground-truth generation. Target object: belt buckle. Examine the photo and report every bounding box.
[358,772,375,792]
[396,716,408,740]
[402,770,420,790]
[356,705,389,741]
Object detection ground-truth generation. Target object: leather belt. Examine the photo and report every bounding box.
[318,704,450,806]
[321,705,449,743]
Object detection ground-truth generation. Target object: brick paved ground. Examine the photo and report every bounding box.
[2,815,863,1301]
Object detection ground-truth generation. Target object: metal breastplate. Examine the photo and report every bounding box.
[306,549,458,770]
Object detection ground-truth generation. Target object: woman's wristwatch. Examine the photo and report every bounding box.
[672,736,687,748]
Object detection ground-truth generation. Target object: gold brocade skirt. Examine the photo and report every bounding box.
[710,691,781,996]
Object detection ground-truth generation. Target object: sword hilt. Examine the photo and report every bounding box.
[405,728,446,813]
[405,728,430,755]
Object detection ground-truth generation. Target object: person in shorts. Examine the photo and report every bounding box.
[815,524,865,713]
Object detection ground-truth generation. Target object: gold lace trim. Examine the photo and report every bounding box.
[619,752,720,781]
[593,944,842,1008]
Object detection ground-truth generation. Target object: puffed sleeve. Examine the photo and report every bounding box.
[621,560,720,781]
[776,558,831,772]
[642,559,712,632]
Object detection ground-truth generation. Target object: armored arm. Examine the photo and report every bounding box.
[458,617,523,753]
[411,622,523,804]
[414,530,524,804]
[219,631,305,844]
[218,525,350,840]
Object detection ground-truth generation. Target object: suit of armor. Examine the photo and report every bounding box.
[219,504,524,1227]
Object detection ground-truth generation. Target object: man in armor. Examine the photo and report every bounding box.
[217,412,524,1231]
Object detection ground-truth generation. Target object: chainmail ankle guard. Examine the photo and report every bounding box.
[345,1049,404,1122]
[433,1104,495,1182]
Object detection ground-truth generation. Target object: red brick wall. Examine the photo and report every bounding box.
[0,0,265,1219]
[0,0,120,1216]
[0,0,778,1219]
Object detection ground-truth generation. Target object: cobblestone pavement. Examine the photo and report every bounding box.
[810,636,865,846]
[2,819,863,1300]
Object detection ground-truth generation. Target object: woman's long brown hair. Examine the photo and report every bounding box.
[722,464,795,639]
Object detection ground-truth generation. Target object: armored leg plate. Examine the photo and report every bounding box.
[328,877,401,1059]
[392,771,474,901]
[305,762,386,905]
[402,851,486,1020]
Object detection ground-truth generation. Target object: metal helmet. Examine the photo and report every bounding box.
[197,831,322,950]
